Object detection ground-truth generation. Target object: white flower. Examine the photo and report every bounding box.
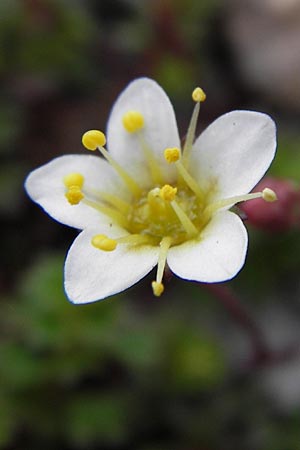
[25,78,277,303]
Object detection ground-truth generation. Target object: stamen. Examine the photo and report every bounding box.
[63,174,130,221]
[83,199,129,228]
[96,191,130,215]
[122,111,144,133]
[164,147,181,163]
[164,147,204,201]
[160,184,177,202]
[92,234,117,251]
[92,232,155,253]
[138,134,164,185]
[262,188,277,202]
[98,146,143,198]
[65,186,84,205]
[182,86,206,169]
[116,234,155,246]
[192,87,206,103]
[152,236,172,297]
[152,281,164,297]
[123,110,163,184]
[82,130,106,150]
[82,130,142,198]
[169,199,199,237]
[63,173,84,188]
[203,188,278,217]
[159,185,198,237]
[175,161,204,201]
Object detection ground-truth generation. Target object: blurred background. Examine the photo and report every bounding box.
[1,0,300,449]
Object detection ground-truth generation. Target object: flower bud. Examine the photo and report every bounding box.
[240,177,299,232]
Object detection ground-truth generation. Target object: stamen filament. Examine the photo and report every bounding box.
[152,236,172,297]
[116,234,155,246]
[182,101,200,169]
[83,199,129,228]
[138,134,164,185]
[97,145,142,198]
[175,160,204,201]
[156,236,172,283]
[204,189,277,217]
[170,199,199,237]
[92,233,155,252]
[96,191,130,215]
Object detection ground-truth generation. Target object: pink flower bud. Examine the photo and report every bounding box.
[240,177,299,232]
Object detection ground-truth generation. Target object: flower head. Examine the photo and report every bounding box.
[25,78,277,303]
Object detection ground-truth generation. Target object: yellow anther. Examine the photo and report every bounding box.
[91,234,117,251]
[82,130,106,151]
[192,87,206,103]
[164,147,181,163]
[262,188,277,202]
[63,173,84,188]
[160,185,177,202]
[65,186,84,205]
[122,110,144,133]
[152,281,164,297]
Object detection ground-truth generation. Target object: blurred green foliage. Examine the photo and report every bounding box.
[1,254,229,448]
[272,134,300,182]
[2,243,300,449]
[0,0,95,82]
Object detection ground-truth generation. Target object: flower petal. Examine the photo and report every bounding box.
[64,226,159,303]
[107,78,180,185]
[167,211,248,282]
[190,111,276,199]
[25,154,126,229]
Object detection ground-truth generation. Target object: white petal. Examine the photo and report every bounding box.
[107,78,180,185]
[25,154,126,229]
[190,111,276,199]
[64,226,159,303]
[167,211,248,282]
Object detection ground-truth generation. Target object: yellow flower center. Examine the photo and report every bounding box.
[127,185,206,246]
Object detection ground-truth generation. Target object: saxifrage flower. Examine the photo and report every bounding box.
[25,78,277,303]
